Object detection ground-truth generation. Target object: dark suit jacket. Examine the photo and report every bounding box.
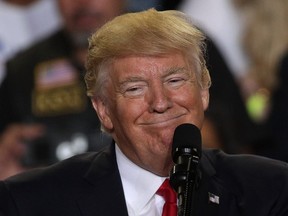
[1,144,288,216]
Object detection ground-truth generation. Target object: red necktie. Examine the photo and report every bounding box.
[157,179,177,216]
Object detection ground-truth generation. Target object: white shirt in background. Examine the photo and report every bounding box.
[179,0,249,78]
[0,0,63,84]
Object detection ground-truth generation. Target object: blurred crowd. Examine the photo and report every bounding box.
[0,0,287,180]
[0,0,62,83]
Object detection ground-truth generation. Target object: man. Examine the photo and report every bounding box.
[0,0,125,179]
[1,9,288,215]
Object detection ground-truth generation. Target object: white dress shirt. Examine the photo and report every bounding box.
[116,144,167,216]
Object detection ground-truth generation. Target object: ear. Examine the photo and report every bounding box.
[91,98,114,130]
[201,89,209,111]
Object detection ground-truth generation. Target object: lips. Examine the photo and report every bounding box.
[139,113,186,126]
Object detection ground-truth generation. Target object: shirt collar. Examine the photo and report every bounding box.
[115,144,167,213]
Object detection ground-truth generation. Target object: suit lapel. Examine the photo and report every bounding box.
[76,144,129,216]
[194,150,239,216]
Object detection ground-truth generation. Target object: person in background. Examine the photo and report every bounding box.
[177,0,263,153]
[126,0,184,11]
[3,0,36,5]
[234,0,288,162]
[0,0,62,84]
[179,0,248,78]
[1,9,288,216]
[0,0,126,180]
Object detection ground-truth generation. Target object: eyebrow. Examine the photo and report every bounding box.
[163,66,189,78]
[119,76,146,86]
[117,76,146,93]
[118,66,190,88]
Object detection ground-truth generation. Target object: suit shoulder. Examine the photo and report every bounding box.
[203,149,288,195]
[202,149,288,214]
[0,150,109,215]
[203,149,288,175]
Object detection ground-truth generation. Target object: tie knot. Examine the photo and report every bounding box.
[157,179,177,203]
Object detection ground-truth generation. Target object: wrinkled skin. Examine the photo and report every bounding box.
[92,52,209,176]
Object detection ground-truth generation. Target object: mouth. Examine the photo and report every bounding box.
[140,113,186,126]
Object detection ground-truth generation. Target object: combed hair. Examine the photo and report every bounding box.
[85,9,211,98]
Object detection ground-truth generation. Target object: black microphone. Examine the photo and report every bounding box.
[169,123,202,216]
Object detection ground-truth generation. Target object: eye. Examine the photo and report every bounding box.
[166,77,186,88]
[122,84,147,97]
[169,77,184,83]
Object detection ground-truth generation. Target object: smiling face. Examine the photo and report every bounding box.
[92,52,209,176]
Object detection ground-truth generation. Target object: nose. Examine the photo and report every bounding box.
[148,84,173,113]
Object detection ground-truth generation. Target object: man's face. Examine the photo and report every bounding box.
[58,0,124,36]
[93,52,209,176]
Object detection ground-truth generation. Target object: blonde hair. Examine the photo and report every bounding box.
[85,9,211,99]
[236,0,288,91]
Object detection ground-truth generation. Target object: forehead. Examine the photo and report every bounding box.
[111,53,190,76]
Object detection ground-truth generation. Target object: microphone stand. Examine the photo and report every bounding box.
[170,148,200,216]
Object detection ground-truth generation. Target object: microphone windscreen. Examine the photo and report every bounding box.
[172,123,202,157]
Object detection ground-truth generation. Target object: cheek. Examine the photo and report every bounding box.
[116,99,146,122]
[174,86,203,107]
[174,87,206,124]
[110,99,147,140]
